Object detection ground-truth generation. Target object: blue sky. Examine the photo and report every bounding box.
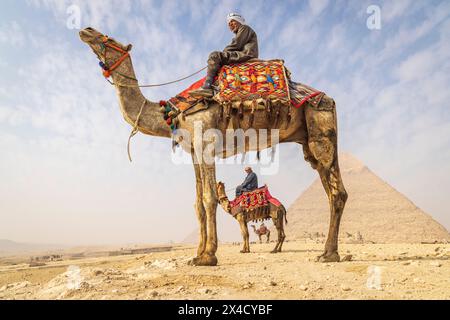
[1,0,450,245]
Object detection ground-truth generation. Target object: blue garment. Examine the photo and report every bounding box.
[235,172,258,197]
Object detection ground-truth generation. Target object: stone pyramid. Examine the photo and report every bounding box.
[285,153,450,243]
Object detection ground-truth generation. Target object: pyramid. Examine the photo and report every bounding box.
[285,153,450,243]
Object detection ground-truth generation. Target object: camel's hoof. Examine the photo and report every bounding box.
[240,250,250,253]
[270,250,278,254]
[316,252,340,263]
[188,254,218,266]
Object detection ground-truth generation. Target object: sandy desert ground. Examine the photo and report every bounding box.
[0,240,449,300]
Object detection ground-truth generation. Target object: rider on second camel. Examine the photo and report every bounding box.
[189,12,259,98]
[235,167,258,197]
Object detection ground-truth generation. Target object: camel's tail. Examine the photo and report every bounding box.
[281,204,288,225]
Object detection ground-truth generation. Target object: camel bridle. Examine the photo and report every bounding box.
[98,36,133,79]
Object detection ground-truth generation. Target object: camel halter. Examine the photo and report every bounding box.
[98,36,131,79]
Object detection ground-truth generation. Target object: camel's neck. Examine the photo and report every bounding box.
[111,56,171,138]
[218,192,231,213]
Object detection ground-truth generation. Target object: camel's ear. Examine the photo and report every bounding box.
[126,44,133,51]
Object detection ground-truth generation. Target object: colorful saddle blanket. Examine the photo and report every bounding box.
[168,60,323,113]
[215,60,290,104]
[230,185,281,211]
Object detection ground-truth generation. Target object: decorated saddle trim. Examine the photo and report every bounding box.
[230,185,281,212]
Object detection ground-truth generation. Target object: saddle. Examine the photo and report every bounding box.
[231,185,281,210]
[166,60,325,129]
[228,185,282,222]
[168,59,290,112]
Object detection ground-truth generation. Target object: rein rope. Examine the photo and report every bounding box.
[127,99,147,162]
[106,66,208,88]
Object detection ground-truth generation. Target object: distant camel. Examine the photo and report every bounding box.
[251,224,270,243]
[217,182,287,253]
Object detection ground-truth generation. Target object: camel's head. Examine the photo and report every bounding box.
[216,181,226,195]
[79,27,132,65]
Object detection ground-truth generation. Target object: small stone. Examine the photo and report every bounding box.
[270,281,277,286]
[341,255,353,262]
[401,261,411,265]
[150,291,158,297]
[93,269,103,276]
[299,285,308,291]
[112,289,119,293]
[341,285,351,291]
[197,288,211,294]
[242,282,253,289]
[175,286,184,293]
[430,261,442,267]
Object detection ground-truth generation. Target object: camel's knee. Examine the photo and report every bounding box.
[337,189,348,208]
[302,144,319,169]
[308,139,335,170]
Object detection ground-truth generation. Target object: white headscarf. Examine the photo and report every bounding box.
[226,12,246,25]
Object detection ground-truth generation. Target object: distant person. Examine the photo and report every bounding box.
[259,222,267,234]
[235,167,258,197]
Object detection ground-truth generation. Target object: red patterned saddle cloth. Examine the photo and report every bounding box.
[215,59,290,103]
[168,60,323,113]
[230,185,281,211]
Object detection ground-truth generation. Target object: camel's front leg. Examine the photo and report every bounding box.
[193,156,207,257]
[191,162,219,266]
[237,214,250,253]
[188,154,207,265]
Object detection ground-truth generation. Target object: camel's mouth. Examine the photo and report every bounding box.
[79,27,102,44]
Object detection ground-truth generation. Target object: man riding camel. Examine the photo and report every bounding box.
[235,167,258,197]
[189,12,259,98]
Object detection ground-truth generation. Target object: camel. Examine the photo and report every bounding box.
[251,224,271,244]
[216,182,286,253]
[79,27,348,265]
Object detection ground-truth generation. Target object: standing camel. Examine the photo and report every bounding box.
[216,182,286,253]
[251,224,271,244]
[79,27,348,265]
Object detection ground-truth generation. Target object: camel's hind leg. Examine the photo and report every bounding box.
[303,96,348,262]
[266,230,270,243]
[271,206,286,253]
